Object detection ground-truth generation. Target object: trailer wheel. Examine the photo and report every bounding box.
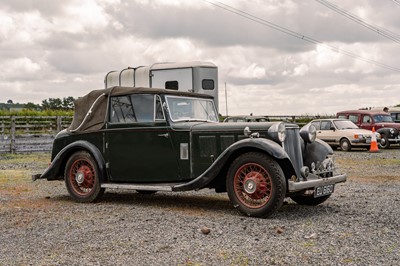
[65,151,104,203]
[226,152,286,218]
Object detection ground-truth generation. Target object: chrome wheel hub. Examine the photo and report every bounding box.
[244,179,257,194]
[76,171,85,185]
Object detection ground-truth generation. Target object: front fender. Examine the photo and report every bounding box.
[303,139,333,168]
[173,138,290,191]
[37,140,106,182]
[377,127,398,138]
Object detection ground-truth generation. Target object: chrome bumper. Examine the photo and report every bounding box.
[288,173,347,192]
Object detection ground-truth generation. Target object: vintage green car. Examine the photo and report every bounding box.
[33,87,347,218]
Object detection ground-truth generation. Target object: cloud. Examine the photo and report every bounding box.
[1,0,399,115]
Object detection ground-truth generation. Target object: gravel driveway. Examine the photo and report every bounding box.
[0,149,399,265]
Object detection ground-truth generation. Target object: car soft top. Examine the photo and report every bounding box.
[68,86,214,133]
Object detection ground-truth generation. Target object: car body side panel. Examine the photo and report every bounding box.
[172,138,292,191]
[105,122,181,182]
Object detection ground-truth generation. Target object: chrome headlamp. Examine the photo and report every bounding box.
[268,122,286,143]
[300,123,317,143]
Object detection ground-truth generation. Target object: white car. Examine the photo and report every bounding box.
[306,119,380,151]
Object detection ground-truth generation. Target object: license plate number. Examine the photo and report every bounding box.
[314,184,334,197]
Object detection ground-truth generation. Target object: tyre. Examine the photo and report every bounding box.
[340,138,351,151]
[380,135,390,149]
[290,190,331,206]
[136,190,157,195]
[65,151,105,203]
[226,152,286,218]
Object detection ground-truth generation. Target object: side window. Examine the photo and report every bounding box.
[155,96,165,120]
[337,115,346,119]
[348,115,358,123]
[110,94,159,123]
[202,79,214,90]
[165,81,178,90]
[311,121,320,130]
[110,96,136,123]
[320,121,331,130]
[131,94,155,122]
[362,115,371,124]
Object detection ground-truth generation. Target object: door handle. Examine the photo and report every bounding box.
[158,133,169,138]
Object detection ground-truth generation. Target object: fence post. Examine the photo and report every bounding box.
[10,116,16,154]
[57,116,62,132]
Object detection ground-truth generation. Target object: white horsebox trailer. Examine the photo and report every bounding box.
[104,61,219,110]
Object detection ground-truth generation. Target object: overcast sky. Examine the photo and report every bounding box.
[1,0,399,115]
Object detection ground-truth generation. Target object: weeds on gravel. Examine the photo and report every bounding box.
[0,153,50,166]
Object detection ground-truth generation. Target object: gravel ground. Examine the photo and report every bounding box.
[0,149,399,266]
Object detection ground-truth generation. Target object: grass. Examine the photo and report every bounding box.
[0,153,50,166]
[0,153,50,192]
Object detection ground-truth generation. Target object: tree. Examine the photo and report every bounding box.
[24,102,40,110]
[62,96,75,110]
[7,99,13,104]
[42,97,75,110]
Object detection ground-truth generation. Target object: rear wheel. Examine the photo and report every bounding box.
[290,190,331,205]
[340,138,351,151]
[65,151,105,203]
[226,152,286,218]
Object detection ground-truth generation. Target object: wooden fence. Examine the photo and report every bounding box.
[0,116,73,154]
[0,114,330,154]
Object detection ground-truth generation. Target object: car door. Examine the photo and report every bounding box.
[360,115,373,130]
[105,94,179,182]
[316,121,336,145]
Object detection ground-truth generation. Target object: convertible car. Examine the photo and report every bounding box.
[33,87,347,218]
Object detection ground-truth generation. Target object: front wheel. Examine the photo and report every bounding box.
[226,152,286,218]
[380,135,390,149]
[65,151,105,203]
[290,190,331,206]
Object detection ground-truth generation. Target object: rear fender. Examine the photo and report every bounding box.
[39,140,106,182]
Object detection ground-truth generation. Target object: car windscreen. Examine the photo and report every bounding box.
[333,120,359,130]
[165,96,218,122]
[373,114,393,123]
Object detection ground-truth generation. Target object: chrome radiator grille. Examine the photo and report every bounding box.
[283,126,303,178]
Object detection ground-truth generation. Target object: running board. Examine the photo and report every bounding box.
[101,182,183,191]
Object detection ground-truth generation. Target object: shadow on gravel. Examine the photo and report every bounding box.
[274,201,340,220]
[102,191,234,214]
[47,191,339,219]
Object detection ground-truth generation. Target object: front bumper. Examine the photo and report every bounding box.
[351,138,381,145]
[288,173,347,192]
[388,136,400,144]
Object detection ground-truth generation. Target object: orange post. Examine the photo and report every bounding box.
[369,127,380,153]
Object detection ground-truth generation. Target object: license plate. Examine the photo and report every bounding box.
[314,184,334,197]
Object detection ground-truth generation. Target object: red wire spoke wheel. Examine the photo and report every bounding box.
[65,151,104,202]
[233,162,272,209]
[69,159,96,196]
[227,152,286,218]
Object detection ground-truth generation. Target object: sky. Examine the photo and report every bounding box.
[1,0,399,116]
